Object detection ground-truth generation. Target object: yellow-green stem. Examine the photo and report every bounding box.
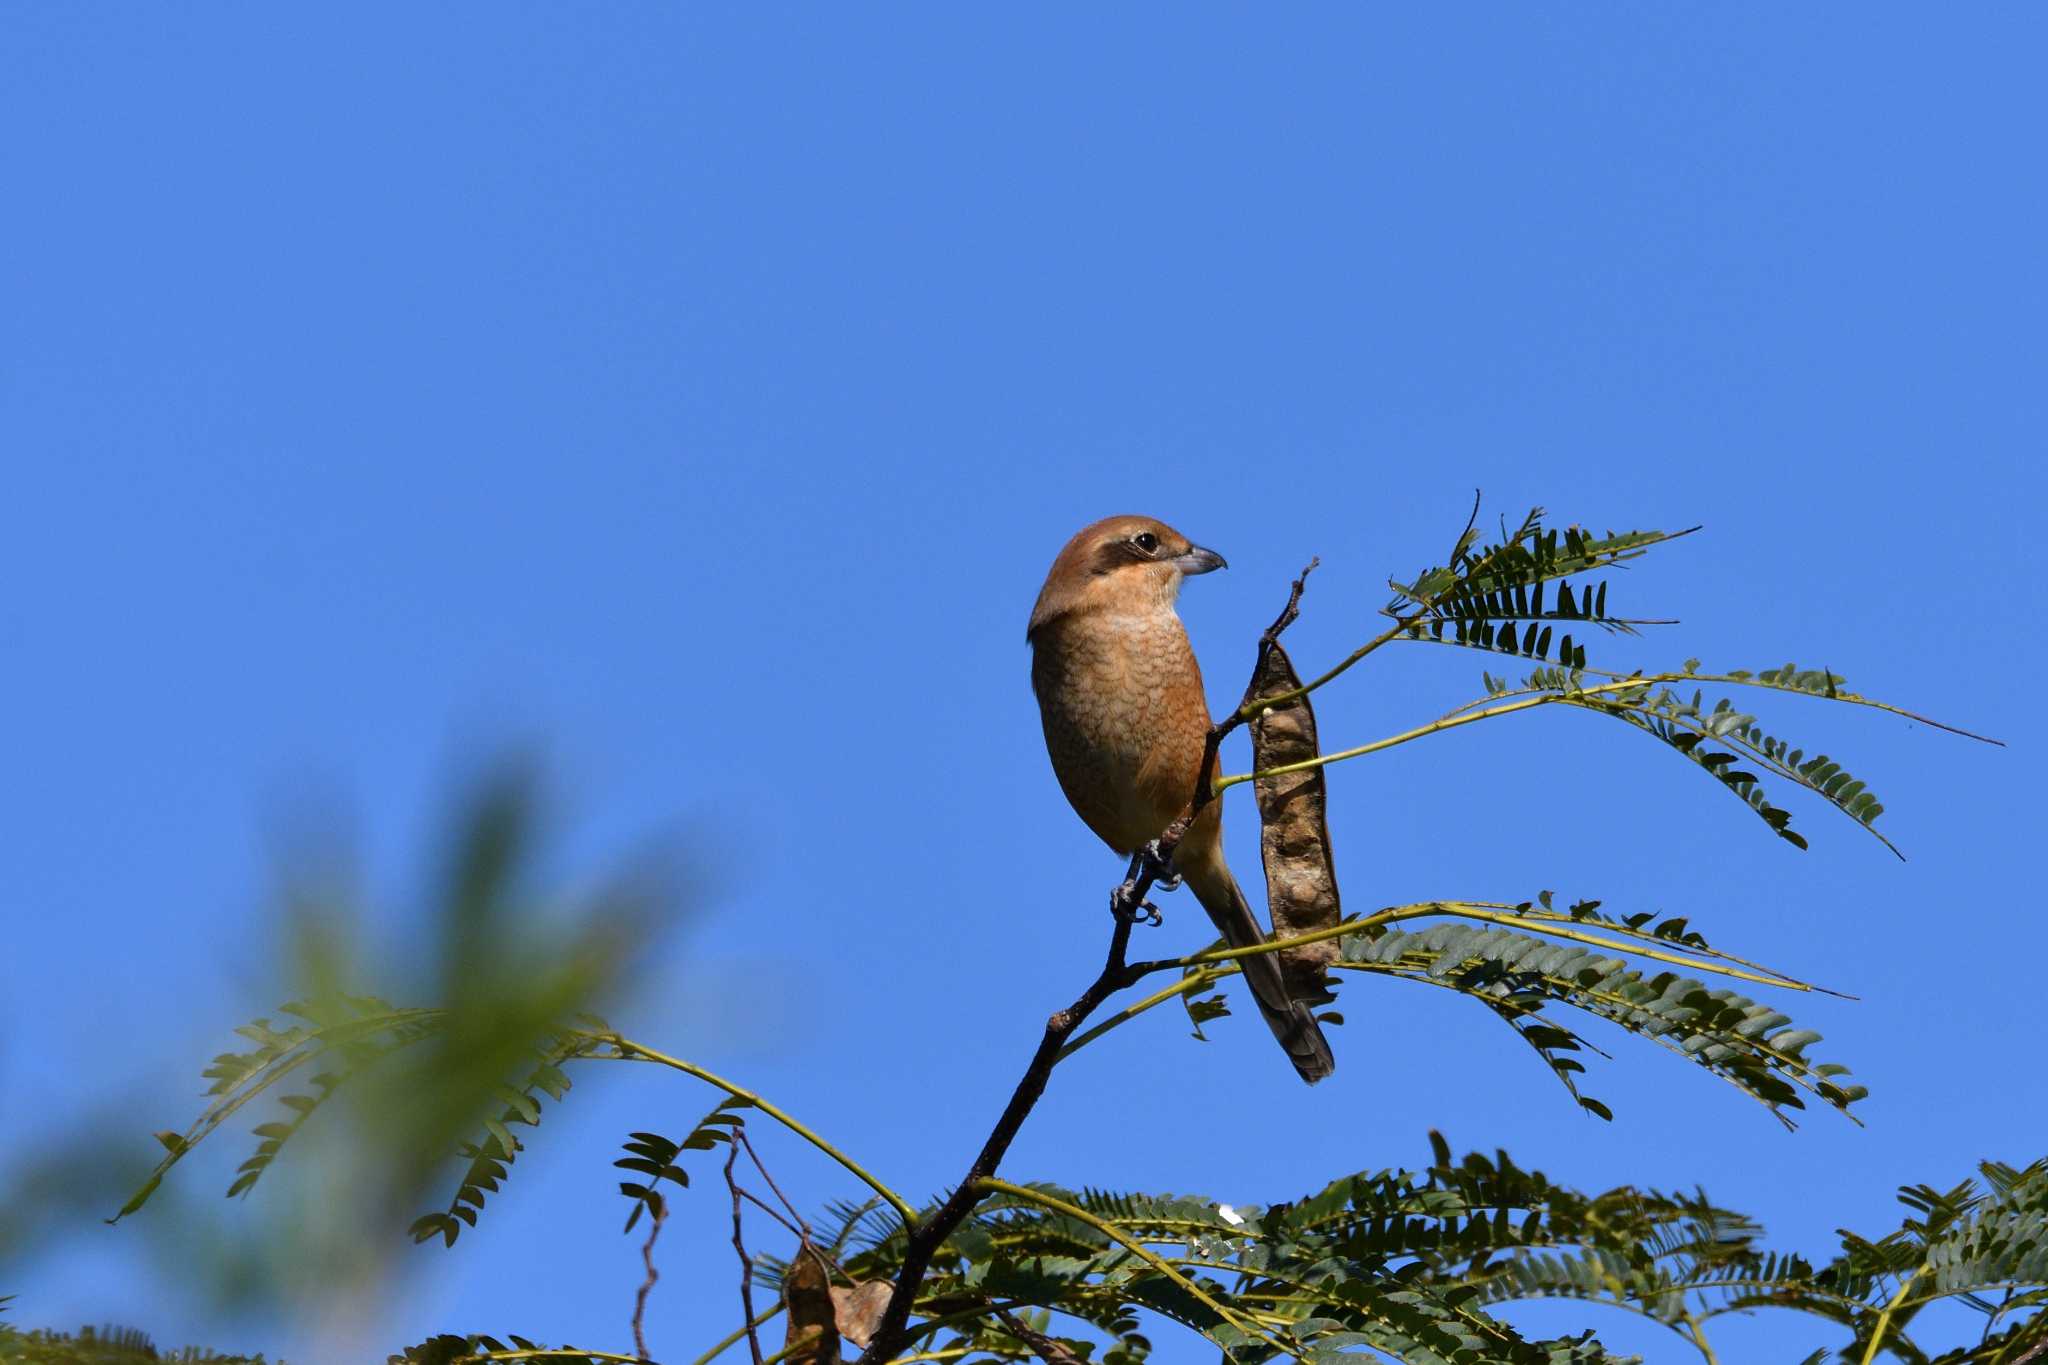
[591,1032,919,1225]
[1059,967,1231,1058]
[1162,901,1811,993]
[1233,617,1413,719]
[975,1177,1302,1361]
[1859,1268,1925,1365]
[1681,1312,1722,1365]
[1367,904,1814,993]
[1216,694,1563,790]
[1061,897,1818,1059]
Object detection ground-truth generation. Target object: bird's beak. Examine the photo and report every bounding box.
[1174,544,1228,576]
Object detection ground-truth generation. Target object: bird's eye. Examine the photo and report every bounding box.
[1133,532,1159,553]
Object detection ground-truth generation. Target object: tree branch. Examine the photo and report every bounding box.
[990,1306,1089,1365]
[850,908,1150,1364]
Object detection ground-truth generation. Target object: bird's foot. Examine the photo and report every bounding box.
[1108,840,1178,925]
[1109,882,1163,927]
[1137,839,1181,893]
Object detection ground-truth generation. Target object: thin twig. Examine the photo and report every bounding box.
[991,1306,1089,1365]
[633,1199,668,1362]
[737,1128,815,1242]
[728,1143,766,1365]
[1179,555,1322,828]
[739,1187,805,1238]
[734,1125,847,1336]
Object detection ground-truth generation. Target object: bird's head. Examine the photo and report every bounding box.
[1027,515,1227,638]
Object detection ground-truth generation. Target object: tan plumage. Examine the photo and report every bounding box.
[1027,515,1335,1084]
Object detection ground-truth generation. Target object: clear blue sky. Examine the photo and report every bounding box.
[2,7,2040,1362]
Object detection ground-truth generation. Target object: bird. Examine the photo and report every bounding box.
[1026,514,1335,1084]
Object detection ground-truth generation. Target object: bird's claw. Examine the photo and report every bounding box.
[1109,838,1179,926]
[1138,840,1181,893]
[1110,887,1164,927]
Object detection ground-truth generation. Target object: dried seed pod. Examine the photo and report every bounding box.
[1250,640,1341,1010]
[782,1247,842,1365]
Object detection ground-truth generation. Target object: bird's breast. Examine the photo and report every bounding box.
[1029,608,1213,853]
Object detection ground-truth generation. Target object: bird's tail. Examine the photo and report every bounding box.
[1182,862,1335,1084]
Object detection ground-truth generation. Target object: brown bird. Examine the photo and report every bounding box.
[1027,515,1335,1084]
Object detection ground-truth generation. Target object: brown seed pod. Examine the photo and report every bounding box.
[1250,640,1341,1010]
[782,1247,842,1365]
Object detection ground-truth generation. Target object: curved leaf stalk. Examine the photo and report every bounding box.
[974,1178,1300,1362]
[1065,906,1846,1125]
[1365,903,1826,994]
[1438,657,2000,746]
[1111,897,1828,1023]
[1568,687,1890,856]
[1505,903,1842,997]
[1230,613,1420,722]
[584,1030,918,1226]
[1394,932,1855,1107]
[1057,970,1237,1059]
[1218,670,1771,792]
[1155,895,1828,993]
[1333,961,1850,1127]
[113,1002,444,1221]
[1463,1262,1730,1363]
[1217,686,1567,794]
[1058,967,1226,1058]
[1072,897,1856,1123]
[1224,653,1992,859]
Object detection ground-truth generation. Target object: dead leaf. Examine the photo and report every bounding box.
[830,1280,893,1349]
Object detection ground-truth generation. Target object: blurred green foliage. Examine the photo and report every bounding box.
[0,1321,267,1364]
[2,763,687,1357]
